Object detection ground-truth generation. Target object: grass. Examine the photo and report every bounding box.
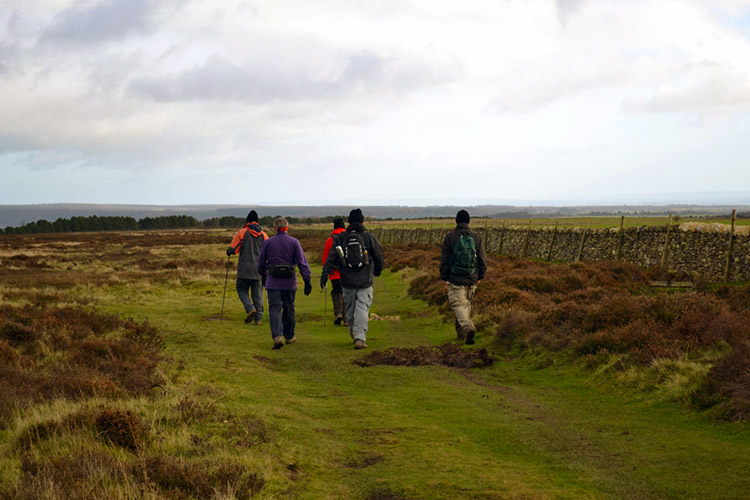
[1,230,750,499]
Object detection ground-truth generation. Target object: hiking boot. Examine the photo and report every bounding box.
[272,336,284,349]
[456,329,466,341]
[334,315,343,325]
[244,309,256,324]
[354,339,367,349]
[254,320,262,326]
[342,316,348,326]
[465,329,476,345]
[285,336,296,345]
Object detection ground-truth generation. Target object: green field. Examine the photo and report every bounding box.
[1,231,749,499]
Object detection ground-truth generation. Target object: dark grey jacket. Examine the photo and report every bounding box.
[321,223,384,289]
[228,223,268,280]
[440,223,487,286]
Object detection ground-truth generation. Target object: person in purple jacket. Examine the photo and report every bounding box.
[257,217,312,349]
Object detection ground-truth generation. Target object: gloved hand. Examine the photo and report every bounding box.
[304,280,312,296]
[320,278,327,289]
[226,247,234,257]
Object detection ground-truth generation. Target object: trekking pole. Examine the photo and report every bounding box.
[323,282,327,323]
[220,254,230,321]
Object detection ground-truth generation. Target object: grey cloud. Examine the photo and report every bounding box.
[41,0,156,44]
[557,0,588,23]
[129,51,450,104]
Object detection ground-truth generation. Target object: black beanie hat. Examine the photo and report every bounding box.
[348,208,364,224]
[456,210,470,224]
[246,210,258,223]
[333,217,345,229]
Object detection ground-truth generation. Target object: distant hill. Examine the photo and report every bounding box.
[1,203,748,229]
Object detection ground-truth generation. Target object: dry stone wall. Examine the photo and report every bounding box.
[297,225,749,281]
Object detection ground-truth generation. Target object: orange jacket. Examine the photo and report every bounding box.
[322,227,346,280]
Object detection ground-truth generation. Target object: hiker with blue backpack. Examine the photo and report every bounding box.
[320,209,384,349]
[440,210,487,345]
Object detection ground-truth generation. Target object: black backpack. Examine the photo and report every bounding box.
[341,232,369,269]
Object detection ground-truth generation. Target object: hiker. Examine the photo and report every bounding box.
[257,217,312,349]
[226,210,268,325]
[320,209,384,349]
[439,209,487,345]
[321,217,348,326]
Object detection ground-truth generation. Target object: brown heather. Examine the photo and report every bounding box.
[0,305,164,426]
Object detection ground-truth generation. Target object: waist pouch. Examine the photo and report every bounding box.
[269,263,295,279]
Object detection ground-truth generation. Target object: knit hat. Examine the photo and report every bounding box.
[333,217,345,229]
[456,210,470,224]
[348,208,364,224]
[246,210,259,223]
[274,217,289,230]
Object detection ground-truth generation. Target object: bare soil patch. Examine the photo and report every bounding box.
[354,344,495,368]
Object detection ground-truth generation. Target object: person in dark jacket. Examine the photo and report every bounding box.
[320,209,384,349]
[257,217,312,349]
[227,210,268,324]
[321,217,348,326]
[439,210,487,345]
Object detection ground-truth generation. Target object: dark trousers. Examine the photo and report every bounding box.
[236,278,263,321]
[330,279,346,319]
[267,289,296,340]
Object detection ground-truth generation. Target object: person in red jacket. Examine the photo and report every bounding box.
[322,218,348,325]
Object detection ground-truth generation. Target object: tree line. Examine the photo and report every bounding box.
[0,214,348,235]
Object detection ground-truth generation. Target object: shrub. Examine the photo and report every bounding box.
[95,408,145,450]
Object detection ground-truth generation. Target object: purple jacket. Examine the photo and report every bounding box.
[257,232,312,290]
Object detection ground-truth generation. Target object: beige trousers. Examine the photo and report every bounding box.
[446,283,476,333]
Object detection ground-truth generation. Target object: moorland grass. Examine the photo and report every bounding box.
[1,230,749,499]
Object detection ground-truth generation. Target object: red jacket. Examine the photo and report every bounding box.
[322,227,346,280]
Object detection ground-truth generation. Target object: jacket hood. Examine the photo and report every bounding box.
[331,227,346,237]
[245,223,265,237]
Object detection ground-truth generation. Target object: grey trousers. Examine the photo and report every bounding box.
[236,278,263,321]
[343,286,373,342]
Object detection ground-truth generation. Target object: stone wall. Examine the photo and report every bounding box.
[297,225,748,281]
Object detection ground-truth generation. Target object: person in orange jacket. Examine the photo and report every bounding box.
[226,210,268,324]
[322,218,348,325]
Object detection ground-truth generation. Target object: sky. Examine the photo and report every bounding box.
[2,0,750,206]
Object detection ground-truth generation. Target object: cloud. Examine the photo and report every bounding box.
[624,61,750,114]
[128,50,453,104]
[556,0,588,23]
[40,0,158,44]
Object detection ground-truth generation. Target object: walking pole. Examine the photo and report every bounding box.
[220,254,230,321]
[323,282,328,323]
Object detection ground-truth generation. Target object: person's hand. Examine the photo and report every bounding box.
[226,247,233,257]
[320,278,327,289]
[304,280,312,296]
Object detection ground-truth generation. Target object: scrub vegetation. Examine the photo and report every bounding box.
[0,229,749,499]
